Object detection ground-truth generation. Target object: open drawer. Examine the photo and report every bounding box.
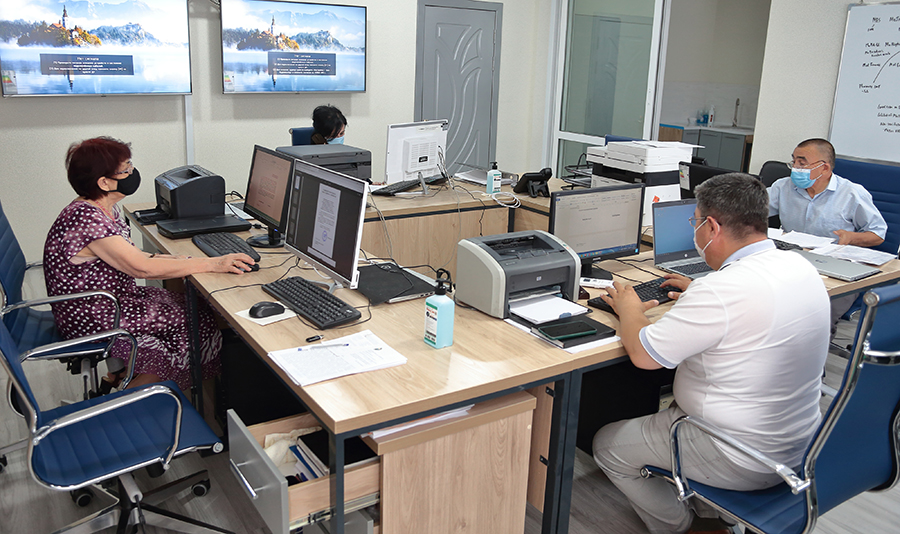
[227,410,380,534]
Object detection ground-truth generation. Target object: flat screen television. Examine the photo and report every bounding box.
[219,0,366,94]
[0,1,192,97]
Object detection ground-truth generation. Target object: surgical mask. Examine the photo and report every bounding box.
[693,218,712,263]
[790,162,823,189]
[110,167,141,196]
[327,136,344,145]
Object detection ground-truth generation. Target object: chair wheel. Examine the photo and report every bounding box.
[191,479,211,497]
[71,487,94,507]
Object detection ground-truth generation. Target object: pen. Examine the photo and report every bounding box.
[298,343,350,351]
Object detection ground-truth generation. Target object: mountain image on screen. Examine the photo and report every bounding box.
[0,0,192,96]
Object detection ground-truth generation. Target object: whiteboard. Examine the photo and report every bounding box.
[830,2,900,163]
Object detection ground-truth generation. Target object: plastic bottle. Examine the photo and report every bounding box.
[424,273,454,348]
[486,161,502,194]
[708,106,715,127]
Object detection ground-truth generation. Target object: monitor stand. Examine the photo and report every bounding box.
[582,260,613,280]
[308,278,343,295]
[246,226,283,248]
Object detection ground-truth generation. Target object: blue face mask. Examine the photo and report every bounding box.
[326,136,344,145]
[790,162,823,189]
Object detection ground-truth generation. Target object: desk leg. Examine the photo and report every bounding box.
[185,280,204,416]
[541,371,582,534]
[329,432,346,534]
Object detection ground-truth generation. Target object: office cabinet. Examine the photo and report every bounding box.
[683,128,752,171]
[698,130,722,167]
[682,129,700,146]
[718,133,746,171]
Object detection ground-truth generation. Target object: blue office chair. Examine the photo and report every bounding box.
[641,283,900,534]
[0,320,233,534]
[289,126,316,145]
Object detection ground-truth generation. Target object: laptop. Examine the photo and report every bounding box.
[356,262,436,304]
[651,199,714,279]
[792,250,881,282]
[156,215,251,239]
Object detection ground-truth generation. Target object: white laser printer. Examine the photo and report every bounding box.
[455,231,581,319]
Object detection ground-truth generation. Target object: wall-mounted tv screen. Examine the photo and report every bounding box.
[220,0,366,94]
[0,1,192,97]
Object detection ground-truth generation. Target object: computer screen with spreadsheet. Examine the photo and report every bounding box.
[549,183,645,279]
[284,159,368,289]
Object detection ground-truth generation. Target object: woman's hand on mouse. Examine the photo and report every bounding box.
[211,253,256,274]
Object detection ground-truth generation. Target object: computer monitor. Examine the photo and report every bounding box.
[242,145,296,248]
[549,183,646,279]
[284,160,369,290]
[678,162,733,199]
[384,119,449,184]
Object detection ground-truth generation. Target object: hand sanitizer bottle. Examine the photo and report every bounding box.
[424,273,454,348]
[486,161,501,194]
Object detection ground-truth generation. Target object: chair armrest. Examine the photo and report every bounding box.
[33,383,183,468]
[24,261,43,272]
[23,328,138,390]
[668,415,810,502]
[1,289,121,328]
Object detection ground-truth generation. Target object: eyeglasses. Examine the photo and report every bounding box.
[789,158,824,169]
[688,216,707,228]
[113,161,134,177]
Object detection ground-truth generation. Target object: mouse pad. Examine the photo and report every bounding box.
[236,306,297,326]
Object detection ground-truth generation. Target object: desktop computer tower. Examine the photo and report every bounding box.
[277,144,372,182]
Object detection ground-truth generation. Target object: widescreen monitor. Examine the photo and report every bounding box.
[549,183,645,279]
[284,160,368,289]
[678,162,733,198]
[0,1,191,97]
[384,119,449,184]
[219,0,366,93]
[242,145,296,248]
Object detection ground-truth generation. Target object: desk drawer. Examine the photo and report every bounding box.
[227,410,380,534]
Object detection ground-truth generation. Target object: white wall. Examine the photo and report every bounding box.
[749,0,851,172]
[660,0,770,128]
[0,0,550,261]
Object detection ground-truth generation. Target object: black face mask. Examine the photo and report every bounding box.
[110,167,141,196]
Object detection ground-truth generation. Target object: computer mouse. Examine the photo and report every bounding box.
[249,301,284,319]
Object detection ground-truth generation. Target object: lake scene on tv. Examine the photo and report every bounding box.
[0,1,191,96]
[221,0,366,93]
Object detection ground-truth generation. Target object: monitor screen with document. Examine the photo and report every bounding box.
[284,160,368,289]
[549,183,645,279]
[242,145,296,247]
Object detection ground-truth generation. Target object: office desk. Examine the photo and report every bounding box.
[124,209,633,534]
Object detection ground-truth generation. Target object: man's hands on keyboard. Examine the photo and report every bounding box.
[587,274,688,316]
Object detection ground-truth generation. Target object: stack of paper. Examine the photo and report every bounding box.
[508,294,589,325]
[811,243,897,266]
[268,330,406,386]
[778,231,836,249]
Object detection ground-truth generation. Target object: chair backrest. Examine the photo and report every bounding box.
[290,126,315,146]
[834,158,900,255]
[802,284,900,522]
[0,316,43,429]
[0,199,30,328]
[759,160,791,187]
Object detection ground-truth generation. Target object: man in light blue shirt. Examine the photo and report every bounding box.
[768,138,887,247]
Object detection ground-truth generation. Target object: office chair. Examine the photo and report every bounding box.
[641,283,900,534]
[0,320,233,534]
[757,160,790,187]
[289,126,315,145]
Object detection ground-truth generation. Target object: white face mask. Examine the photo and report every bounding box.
[693,218,712,263]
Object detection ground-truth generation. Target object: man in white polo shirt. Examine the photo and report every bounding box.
[593,173,830,534]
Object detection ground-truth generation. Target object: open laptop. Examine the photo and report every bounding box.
[792,250,881,282]
[651,199,714,279]
[356,262,436,304]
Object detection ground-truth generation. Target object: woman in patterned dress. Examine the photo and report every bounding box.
[43,137,256,390]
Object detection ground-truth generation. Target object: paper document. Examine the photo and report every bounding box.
[767,228,785,240]
[454,169,513,186]
[810,243,897,266]
[778,231,836,249]
[268,330,406,386]
[364,405,474,440]
[509,295,589,325]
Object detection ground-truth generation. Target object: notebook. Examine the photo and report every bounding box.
[356,262,435,305]
[651,199,714,279]
[156,215,251,239]
[792,250,881,282]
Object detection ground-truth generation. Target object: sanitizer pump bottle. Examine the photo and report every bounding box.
[486,161,502,194]
[424,271,454,348]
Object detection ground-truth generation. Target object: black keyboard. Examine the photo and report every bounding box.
[192,232,261,271]
[587,278,681,315]
[371,175,446,196]
[262,276,361,329]
[773,239,802,251]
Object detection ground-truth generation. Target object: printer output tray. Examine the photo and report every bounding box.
[156,215,251,239]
